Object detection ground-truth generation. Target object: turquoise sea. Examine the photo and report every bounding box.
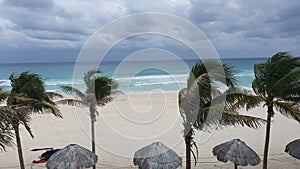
[0,58,268,93]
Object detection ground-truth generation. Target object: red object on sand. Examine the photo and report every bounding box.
[32,159,47,164]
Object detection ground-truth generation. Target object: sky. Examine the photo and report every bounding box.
[0,0,299,63]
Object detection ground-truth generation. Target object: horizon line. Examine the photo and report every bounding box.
[0,57,270,64]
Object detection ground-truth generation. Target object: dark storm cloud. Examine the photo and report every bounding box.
[4,0,54,10]
[186,0,300,57]
[188,0,300,38]
[0,0,299,62]
[1,0,87,36]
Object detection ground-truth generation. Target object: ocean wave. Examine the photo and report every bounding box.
[236,73,254,77]
[115,74,188,81]
[44,80,84,86]
[0,80,10,86]
[131,81,186,87]
[0,79,84,87]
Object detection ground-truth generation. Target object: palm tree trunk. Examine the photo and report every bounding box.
[90,113,96,169]
[263,106,273,169]
[185,129,192,169]
[89,97,97,169]
[14,123,26,169]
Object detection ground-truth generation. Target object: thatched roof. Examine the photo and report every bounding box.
[285,139,300,159]
[212,139,260,166]
[46,144,97,169]
[133,142,182,169]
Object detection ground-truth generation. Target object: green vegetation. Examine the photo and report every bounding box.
[57,69,118,169]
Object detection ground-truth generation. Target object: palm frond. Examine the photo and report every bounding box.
[252,63,267,96]
[84,69,101,80]
[56,99,86,107]
[16,109,34,137]
[23,122,34,138]
[274,101,300,122]
[12,96,37,102]
[190,140,198,166]
[178,88,186,107]
[0,108,14,151]
[0,132,14,151]
[94,76,118,101]
[202,60,237,87]
[222,63,238,87]
[110,89,124,96]
[97,96,113,106]
[41,101,62,118]
[264,53,300,95]
[221,112,266,129]
[60,86,85,99]
[7,96,61,117]
[178,89,188,125]
[278,96,300,103]
[270,68,300,97]
[84,69,101,90]
[285,83,300,95]
[222,87,263,110]
[46,92,64,100]
[9,72,46,102]
[185,74,210,116]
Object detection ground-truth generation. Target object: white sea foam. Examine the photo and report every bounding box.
[115,74,188,81]
[236,73,254,77]
[0,80,10,86]
[114,74,188,89]
[44,79,84,86]
[131,81,186,87]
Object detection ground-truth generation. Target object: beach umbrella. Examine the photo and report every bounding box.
[46,144,97,169]
[285,139,300,159]
[212,139,260,169]
[133,142,182,169]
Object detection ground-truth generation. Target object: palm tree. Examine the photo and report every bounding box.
[234,52,300,169]
[57,69,118,169]
[0,85,14,151]
[5,72,61,169]
[179,61,265,169]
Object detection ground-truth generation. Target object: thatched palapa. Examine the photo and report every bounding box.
[46,144,97,169]
[285,139,300,159]
[133,142,182,169]
[212,139,260,169]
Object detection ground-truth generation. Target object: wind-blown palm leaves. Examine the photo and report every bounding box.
[4,72,61,169]
[57,69,118,169]
[0,85,13,151]
[179,60,265,169]
[0,82,13,151]
[0,112,13,151]
[233,52,300,169]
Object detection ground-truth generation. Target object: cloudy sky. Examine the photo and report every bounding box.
[0,0,299,63]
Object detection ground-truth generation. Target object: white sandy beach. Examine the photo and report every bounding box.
[1,92,300,169]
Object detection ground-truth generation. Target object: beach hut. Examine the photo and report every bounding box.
[212,139,260,169]
[285,139,300,159]
[46,144,97,169]
[133,142,182,169]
